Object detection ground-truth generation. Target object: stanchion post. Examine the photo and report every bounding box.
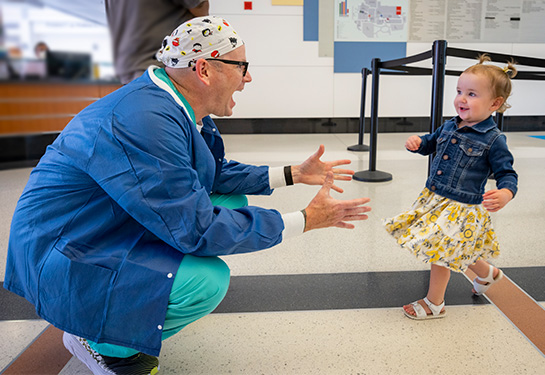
[353,58,392,182]
[348,68,370,152]
[428,40,448,175]
[495,111,504,131]
[369,58,380,172]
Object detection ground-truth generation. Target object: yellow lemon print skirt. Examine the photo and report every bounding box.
[383,188,499,273]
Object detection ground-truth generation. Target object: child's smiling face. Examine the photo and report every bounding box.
[454,72,503,127]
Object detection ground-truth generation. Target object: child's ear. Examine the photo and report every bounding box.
[491,97,504,111]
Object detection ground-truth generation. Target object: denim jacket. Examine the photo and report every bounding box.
[413,116,518,204]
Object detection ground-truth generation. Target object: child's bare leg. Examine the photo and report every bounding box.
[468,259,501,293]
[404,264,450,316]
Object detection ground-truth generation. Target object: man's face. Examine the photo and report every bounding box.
[207,45,252,117]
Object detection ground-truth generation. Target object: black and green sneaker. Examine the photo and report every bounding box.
[63,332,159,375]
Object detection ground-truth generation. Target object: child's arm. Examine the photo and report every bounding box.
[488,133,518,202]
[405,135,422,151]
[482,188,513,212]
[408,122,447,155]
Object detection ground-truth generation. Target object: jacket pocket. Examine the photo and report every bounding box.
[38,247,117,336]
[436,136,448,154]
[460,143,484,157]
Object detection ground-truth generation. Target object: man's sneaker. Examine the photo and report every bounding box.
[63,332,159,375]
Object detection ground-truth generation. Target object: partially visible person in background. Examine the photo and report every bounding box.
[7,45,22,59]
[34,41,48,59]
[5,46,22,78]
[105,0,209,84]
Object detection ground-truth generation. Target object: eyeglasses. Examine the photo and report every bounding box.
[205,58,249,77]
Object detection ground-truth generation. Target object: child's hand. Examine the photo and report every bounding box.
[482,188,513,212]
[405,135,422,151]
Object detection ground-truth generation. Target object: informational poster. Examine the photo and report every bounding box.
[445,0,483,41]
[408,0,445,41]
[333,0,545,43]
[480,0,522,42]
[514,0,545,42]
[335,0,409,42]
[409,0,545,43]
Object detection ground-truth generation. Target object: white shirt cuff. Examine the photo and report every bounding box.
[281,211,305,240]
[269,166,287,189]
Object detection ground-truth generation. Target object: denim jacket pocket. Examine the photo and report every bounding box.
[457,142,486,179]
[460,143,485,157]
[436,135,449,154]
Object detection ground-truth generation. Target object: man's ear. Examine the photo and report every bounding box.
[194,58,212,85]
[491,97,504,111]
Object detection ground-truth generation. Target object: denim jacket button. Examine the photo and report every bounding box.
[468,148,473,153]
[451,138,457,144]
[443,155,449,160]
[431,185,436,191]
[437,170,442,175]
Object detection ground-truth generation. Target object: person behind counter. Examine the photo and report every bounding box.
[34,41,49,59]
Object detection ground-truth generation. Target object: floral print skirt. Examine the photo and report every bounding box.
[383,188,499,272]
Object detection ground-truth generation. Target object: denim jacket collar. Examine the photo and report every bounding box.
[454,115,497,134]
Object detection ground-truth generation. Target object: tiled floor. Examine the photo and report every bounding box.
[1,132,544,374]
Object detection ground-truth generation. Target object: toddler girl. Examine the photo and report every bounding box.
[384,55,519,319]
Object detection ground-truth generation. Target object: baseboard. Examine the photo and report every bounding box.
[1,116,543,169]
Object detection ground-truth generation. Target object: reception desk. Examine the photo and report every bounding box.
[0,80,121,135]
[0,80,121,167]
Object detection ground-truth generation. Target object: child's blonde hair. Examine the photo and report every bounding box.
[463,54,517,113]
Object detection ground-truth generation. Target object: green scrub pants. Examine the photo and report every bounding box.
[88,194,248,358]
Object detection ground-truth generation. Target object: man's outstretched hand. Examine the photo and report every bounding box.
[292,145,354,193]
[303,172,371,232]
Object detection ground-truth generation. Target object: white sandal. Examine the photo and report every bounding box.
[473,265,503,295]
[403,297,446,320]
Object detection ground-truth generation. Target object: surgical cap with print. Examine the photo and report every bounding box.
[156,16,244,69]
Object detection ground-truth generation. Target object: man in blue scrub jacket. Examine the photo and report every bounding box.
[4,16,371,375]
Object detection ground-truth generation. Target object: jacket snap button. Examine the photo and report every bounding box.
[212,128,216,132]
[451,139,457,144]
[167,273,173,278]
[431,186,436,191]
[468,148,473,152]
[158,325,163,330]
[437,170,442,175]
[443,155,448,160]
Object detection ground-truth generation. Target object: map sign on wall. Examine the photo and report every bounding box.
[335,0,408,42]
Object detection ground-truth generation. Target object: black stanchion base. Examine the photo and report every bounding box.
[347,144,370,152]
[353,170,393,182]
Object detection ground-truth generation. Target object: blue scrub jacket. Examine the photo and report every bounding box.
[4,71,285,356]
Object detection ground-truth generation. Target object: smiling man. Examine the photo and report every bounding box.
[4,16,371,375]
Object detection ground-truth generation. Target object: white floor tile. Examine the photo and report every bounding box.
[156,306,545,374]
